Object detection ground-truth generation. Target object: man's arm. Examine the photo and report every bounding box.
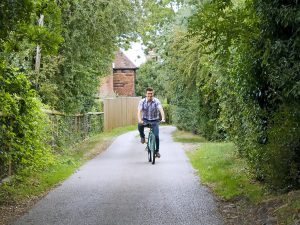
[159,107,165,122]
[137,109,143,124]
[137,100,143,124]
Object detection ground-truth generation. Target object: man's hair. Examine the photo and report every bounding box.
[146,87,153,92]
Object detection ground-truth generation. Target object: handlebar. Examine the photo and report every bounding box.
[141,120,165,126]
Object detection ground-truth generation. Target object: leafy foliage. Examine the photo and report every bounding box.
[189,0,300,189]
[0,62,54,178]
[51,0,138,113]
[1,0,299,192]
[0,0,139,178]
[138,0,300,190]
[135,60,165,97]
[0,0,61,178]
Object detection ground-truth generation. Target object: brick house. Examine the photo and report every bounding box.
[97,50,138,98]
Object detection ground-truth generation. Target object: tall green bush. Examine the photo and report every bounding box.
[186,0,300,190]
[164,14,224,140]
[249,0,300,189]
[0,0,61,178]
[0,63,54,178]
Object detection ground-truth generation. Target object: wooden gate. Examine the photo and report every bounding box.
[103,97,141,131]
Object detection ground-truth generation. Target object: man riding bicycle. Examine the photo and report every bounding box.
[138,87,165,158]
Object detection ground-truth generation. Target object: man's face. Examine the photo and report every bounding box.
[146,91,153,101]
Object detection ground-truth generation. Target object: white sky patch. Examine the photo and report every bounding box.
[122,42,146,67]
[166,1,180,12]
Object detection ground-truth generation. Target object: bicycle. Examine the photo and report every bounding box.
[144,123,156,165]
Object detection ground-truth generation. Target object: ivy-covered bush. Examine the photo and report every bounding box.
[186,0,300,190]
[262,105,300,190]
[0,63,54,178]
[249,0,300,190]
[162,22,225,140]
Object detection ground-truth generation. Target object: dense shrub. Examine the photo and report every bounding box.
[185,0,300,190]
[0,63,54,178]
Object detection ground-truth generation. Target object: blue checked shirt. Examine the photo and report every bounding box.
[138,97,162,121]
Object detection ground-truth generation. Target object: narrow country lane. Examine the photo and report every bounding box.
[12,126,223,225]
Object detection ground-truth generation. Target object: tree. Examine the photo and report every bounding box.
[48,0,139,113]
[136,60,165,97]
[0,0,61,175]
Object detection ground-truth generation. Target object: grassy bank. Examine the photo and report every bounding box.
[172,130,207,143]
[0,125,136,205]
[188,142,265,202]
[172,129,300,225]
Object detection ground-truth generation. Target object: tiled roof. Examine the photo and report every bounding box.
[113,50,137,69]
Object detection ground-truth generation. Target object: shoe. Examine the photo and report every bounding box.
[141,137,145,144]
[156,151,161,158]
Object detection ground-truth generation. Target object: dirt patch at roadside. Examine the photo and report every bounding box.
[0,190,52,225]
[219,196,300,225]
[219,198,282,225]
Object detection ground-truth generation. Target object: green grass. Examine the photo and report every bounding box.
[0,125,136,205]
[172,130,207,143]
[187,142,265,202]
[173,129,300,224]
[172,130,265,202]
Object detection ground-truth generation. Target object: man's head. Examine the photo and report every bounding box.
[145,87,154,101]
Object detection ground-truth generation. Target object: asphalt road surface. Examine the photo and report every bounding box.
[12,126,223,225]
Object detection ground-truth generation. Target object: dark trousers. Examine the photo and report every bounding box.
[138,119,160,151]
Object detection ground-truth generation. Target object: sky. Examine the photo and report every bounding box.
[122,42,146,67]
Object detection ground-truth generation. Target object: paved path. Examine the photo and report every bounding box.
[13,126,223,225]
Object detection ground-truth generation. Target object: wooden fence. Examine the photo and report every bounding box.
[103,97,141,131]
[44,110,104,150]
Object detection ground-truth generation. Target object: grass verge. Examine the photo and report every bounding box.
[172,129,300,225]
[0,125,136,205]
[172,129,207,143]
[187,142,265,202]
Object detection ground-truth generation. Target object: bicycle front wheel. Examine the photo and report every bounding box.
[151,147,155,164]
[148,132,156,165]
[147,145,152,162]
